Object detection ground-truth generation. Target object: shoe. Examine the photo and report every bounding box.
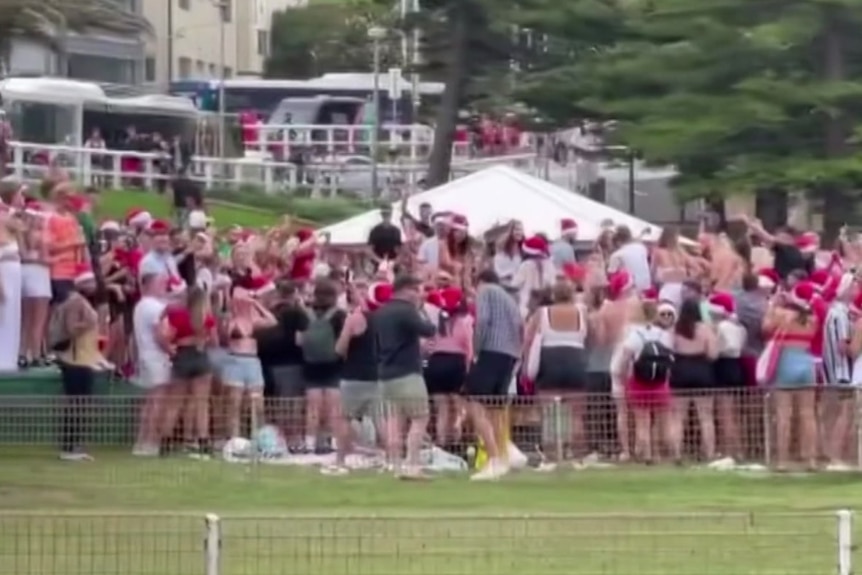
[132,443,160,457]
[320,464,350,476]
[470,459,509,481]
[507,442,528,470]
[59,450,94,462]
[397,465,431,481]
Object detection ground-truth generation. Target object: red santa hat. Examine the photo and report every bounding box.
[148,219,170,235]
[796,232,819,255]
[522,235,549,257]
[560,218,578,238]
[657,300,677,318]
[809,269,830,289]
[367,282,393,310]
[790,280,815,310]
[449,213,469,232]
[642,286,659,302]
[125,208,153,228]
[758,269,779,291]
[100,220,120,233]
[73,263,95,285]
[438,287,464,313]
[709,292,735,318]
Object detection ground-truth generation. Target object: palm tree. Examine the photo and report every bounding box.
[0,0,153,74]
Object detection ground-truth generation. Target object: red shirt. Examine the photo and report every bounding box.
[165,306,215,340]
[288,249,315,281]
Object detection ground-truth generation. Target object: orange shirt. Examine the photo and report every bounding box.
[47,213,85,279]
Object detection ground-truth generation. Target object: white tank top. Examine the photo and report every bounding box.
[539,304,587,349]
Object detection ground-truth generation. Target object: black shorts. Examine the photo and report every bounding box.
[51,279,75,305]
[424,352,467,395]
[713,357,745,389]
[172,346,211,380]
[464,351,518,401]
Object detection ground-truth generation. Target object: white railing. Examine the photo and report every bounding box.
[7,141,540,196]
[240,123,536,161]
[0,511,853,575]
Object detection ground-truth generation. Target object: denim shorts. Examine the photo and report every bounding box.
[222,354,265,390]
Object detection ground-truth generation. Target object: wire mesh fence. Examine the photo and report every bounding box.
[0,511,853,575]
[2,386,861,466]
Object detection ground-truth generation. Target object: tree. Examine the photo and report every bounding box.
[265,1,400,79]
[518,0,862,235]
[0,0,153,72]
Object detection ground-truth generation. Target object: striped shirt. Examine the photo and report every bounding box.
[474,283,523,359]
[823,302,853,385]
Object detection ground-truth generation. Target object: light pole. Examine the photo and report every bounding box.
[212,0,228,179]
[368,26,386,198]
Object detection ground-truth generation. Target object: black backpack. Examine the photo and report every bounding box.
[632,330,674,385]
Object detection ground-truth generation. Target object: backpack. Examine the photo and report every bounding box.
[47,304,71,352]
[632,329,674,385]
[301,308,339,364]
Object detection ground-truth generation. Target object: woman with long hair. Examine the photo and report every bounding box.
[669,298,719,462]
[763,281,819,470]
[162,286,216,458]
[439,214,471,285]
[708,292,747,459]
[424,286,473,450]
[513,235,556,318]
[524,279,589,461]
[19,200,52,368]
[0,202,22,372]
[492,220,524,286]
[222,287,277,439]
[653,226,692,309]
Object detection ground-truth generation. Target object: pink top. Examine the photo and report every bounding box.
[431,315,474,363]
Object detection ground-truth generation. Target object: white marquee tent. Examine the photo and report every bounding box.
[321,165,669,245]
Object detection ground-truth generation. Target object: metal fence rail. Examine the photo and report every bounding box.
[0,511,853,575]
[2,387,861,469]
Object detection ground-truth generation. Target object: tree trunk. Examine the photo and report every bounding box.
[425,5,468,187]
[820,14,850,240]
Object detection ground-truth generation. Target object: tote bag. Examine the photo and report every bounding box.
[755,330,785,386]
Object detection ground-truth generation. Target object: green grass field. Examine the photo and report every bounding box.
[1,449,860,575]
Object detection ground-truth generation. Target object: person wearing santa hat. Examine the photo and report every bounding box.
[513,234,556,317]
[708,291,747,459]
[55,263,106,461]
[423,286,473,454]
[820,272,858,470]
[138,219,187,297]
[763,280,819,470]
[19,199,52,368]
[549,218,578,271]
[126,208,154,232]
[745,218,812,281]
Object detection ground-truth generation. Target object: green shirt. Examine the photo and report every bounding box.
[77,212,96,246]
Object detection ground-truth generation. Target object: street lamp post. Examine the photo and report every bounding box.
[368,26,386,198]
[212,0,228,179]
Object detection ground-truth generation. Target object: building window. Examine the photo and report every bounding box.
[179,0,190,10]
[209,63,217,77]
[257,30,269,56]
[220,0,232,23]
[196,60,205,76]
[224,66,232,78]
[144,56,156,82]
[178,57,192,79]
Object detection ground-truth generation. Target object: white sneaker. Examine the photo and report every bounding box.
[132,444,159,457]
[507,442,528,470]
[59,451,94,462]
[470,459,509,481]
[321,464,350,476]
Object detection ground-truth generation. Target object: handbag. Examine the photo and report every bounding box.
[755,329,785,386]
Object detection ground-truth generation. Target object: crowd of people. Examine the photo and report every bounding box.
[0,174,860,479]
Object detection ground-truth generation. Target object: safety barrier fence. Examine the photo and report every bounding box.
[2,386,860,471]
[0,510,854,575]
[4,140,541,194]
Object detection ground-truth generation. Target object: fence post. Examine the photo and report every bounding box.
[837,509,853,575]
[205,513,221,575]
[762,391,772,468]
[553,395,564,463]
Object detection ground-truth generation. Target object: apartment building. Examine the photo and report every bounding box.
[142,0,295,86]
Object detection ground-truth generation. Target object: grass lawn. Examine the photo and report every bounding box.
[1,449,860,575]
[95,188,281,228]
